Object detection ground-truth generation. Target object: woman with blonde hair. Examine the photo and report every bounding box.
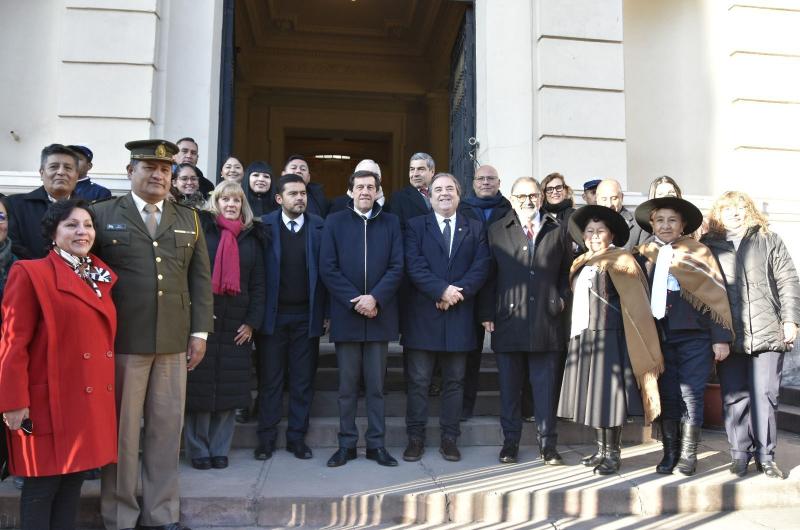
[184,180,266,469]
[702,191,800,479]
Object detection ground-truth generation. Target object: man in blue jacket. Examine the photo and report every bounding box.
[255,174,326,461]
[319,169,404,468]
[402,173,491,462]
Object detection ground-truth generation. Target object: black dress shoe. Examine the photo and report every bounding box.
[366,447,398,467]
[234,408,250,424]
[254,444,274,461]
[541,447,564,466]
[211,456,228,469]
[499,440,519,464]
[286,441,313,460]
[403,438,425,462]
[439,438,461,462]
[190,457,211,470]
[729,458,749,477]
[327,447,357,467]
[756,460,785,479]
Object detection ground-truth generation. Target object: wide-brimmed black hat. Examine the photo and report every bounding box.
[569,205,630,249]
[634,197,703,235]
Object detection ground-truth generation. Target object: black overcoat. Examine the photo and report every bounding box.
[186,216,266,412]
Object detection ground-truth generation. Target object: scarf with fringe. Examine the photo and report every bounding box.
[638,235,733,333]
[570,247,664,424]
[212,216,243,296]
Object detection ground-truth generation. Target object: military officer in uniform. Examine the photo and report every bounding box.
[92,140,213,530]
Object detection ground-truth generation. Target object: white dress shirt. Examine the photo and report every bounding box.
[434,211,456,255]
[282,212,305,231]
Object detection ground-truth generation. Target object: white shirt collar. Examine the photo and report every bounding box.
[434,211,456,229]
[130,191,164,213]
[282,211,304,230]
[355,208,373,219]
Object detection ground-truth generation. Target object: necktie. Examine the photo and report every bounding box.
[443,218,452,257]
[420,187,431,210]
[289,220,297,233]
[526,220,535,243]
[144,203,158,238]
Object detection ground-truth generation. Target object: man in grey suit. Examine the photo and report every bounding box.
[93,139,213,530]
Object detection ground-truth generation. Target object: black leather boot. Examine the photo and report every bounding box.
[581,428,605,467]
[656,419,681,474]
[593,426,621,475]
[676,423,701,476]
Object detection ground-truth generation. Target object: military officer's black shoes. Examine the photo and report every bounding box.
[286,441,313,460]
[581,429,605,467]
[327,447,357,467]
[756,460,785,479]
[499,440,519,464]
[403,438,425,462]
[729,458,749,477]
[366,447,398,467]
[656,419,681,474]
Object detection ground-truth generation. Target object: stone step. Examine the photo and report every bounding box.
[780,385,800,407]
[4,429,799,528]
[230,416,656,448]
[778,403,800,434]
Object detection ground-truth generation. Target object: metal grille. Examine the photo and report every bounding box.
[449,5,477,192]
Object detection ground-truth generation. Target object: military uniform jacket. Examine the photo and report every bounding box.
[91,193,214,354]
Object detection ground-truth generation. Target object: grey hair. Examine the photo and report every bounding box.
[409,152,435,171]
[510,176,540,193]
[430,172,461,197]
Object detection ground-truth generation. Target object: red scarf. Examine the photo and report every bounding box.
[212,216,243,296]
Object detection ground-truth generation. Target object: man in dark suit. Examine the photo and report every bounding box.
[595,179,647,250]
[457,164,512,419]
[92,139,213,530]
[402,173,490,462]
[255,174,326,461]
[386,152,434,229]
[479,176,572,465]
[320,169,404,468]
[8,144,81,259]
[282,155,329,218]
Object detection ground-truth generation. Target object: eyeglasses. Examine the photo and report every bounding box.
[177,176,199,182]
[544,184,565,195]
[512,193,541,202]
[474,176,498,183]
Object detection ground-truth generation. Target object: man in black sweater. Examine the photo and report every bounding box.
[255,174,327,461]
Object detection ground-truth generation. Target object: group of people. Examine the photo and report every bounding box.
[0,138,797,530]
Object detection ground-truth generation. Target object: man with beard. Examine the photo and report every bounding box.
[255,174,326,461]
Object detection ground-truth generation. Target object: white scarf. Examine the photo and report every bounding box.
[570,265,597,338]
[650,242,675,319]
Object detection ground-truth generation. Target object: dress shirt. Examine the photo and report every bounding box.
[434,211,457,255]
[282,212,305,231]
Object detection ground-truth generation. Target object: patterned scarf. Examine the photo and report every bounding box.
[570,247,664,424]
[212,216,243,296]
[53,247,111,298]
[638,235,733,332]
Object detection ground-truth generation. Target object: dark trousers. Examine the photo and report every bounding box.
[20,472,84,530]
[659,330,712,426]
[256,313,319,446]
[462,326,484,417]
[496,350,560,447]
[336,341,388,449]
[406,349,467,441]
[717,350,784,462]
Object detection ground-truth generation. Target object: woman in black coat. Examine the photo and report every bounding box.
[185,180,266,470]
[243,160,277,218]
[703,191,800,479]
[541,172,575,222]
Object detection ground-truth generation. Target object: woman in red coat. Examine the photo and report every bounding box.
[0,199,117,530]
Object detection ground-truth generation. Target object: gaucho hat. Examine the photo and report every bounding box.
[569,205,630,249]
[634,197,703,235]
